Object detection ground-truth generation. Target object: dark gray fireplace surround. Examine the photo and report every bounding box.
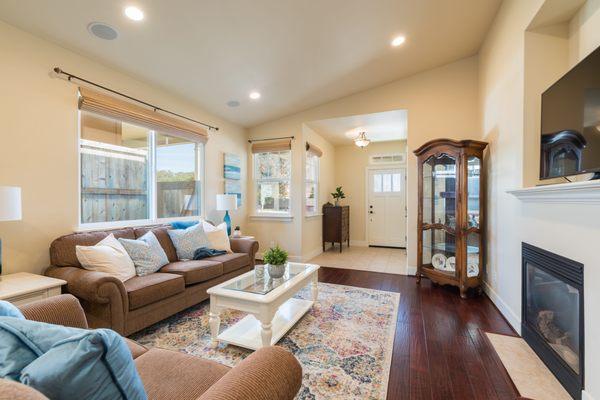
[522,243,584,400]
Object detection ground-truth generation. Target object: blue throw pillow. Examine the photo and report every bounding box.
[167,223,211,260]
[170,220,199,230]
[119,232,170,276]
[0,318,146,400]
[0,300,24,319]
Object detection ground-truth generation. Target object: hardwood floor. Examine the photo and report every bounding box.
[318,267,520,400]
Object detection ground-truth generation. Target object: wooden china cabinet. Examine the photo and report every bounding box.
[414,139,488,298]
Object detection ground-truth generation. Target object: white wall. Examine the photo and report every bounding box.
[480,1,600,398]
[0,21,248,275]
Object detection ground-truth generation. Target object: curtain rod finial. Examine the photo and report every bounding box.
[53,67,62,74]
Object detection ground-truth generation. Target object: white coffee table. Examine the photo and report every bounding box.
[206,262,319,350]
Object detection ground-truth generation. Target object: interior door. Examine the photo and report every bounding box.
[368,168,406,247]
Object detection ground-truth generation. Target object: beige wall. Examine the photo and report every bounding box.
[480,1,600,398]
[247,56,480,268]
[0,21,248,275]
[334,141,406,245]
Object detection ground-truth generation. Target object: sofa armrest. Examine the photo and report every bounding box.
[46,266,127,306]
[197,346,301,400]
[19,294,88,329]
[0,379,49,400]
[230,238,259,264]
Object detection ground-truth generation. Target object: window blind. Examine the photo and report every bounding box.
[250,139,292,153]
[78,87,208,143]
[305,142,323,157]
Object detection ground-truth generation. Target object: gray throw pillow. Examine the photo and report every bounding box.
[118,232,169,276]
[167,223,211,260]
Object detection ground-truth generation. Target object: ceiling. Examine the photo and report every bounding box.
[306,110,407,146]
[0,0,502,128]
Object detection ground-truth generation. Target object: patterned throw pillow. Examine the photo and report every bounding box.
[118,232,169,276]
[167,223,211,260]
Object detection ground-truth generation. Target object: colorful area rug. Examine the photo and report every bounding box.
[131,283,399,400]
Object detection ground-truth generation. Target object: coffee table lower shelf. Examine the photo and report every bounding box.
[217,297,313,351]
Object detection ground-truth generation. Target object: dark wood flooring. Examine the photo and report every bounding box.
[318,267,520,400]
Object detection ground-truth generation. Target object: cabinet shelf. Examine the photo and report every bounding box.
[415,138,488,298]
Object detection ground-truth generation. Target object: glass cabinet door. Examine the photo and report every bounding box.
[466,156,481,278]
[422,153,458,277]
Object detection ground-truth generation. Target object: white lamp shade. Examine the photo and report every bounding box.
[216,194,237,211]
[0,186,22,221]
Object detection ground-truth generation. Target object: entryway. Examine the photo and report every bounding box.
[367,167,406,248]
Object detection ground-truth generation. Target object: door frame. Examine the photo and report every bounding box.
[365,165,407,248]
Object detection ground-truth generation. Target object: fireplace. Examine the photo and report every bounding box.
[522,243,584,399]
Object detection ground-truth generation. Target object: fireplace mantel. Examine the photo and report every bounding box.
[508,180,600,204]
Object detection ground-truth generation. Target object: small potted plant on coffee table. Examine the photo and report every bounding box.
[263,245,288,279]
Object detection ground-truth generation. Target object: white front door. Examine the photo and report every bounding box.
[367,168,406,247]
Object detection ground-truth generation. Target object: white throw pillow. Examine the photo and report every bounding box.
[202,221,232,253]
[75,234,136,282]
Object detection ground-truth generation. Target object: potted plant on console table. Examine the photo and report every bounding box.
[263,245,288,279]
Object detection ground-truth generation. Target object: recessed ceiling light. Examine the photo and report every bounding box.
[391,36,406,47]
[125,6,144,21]
[249,91,261,100]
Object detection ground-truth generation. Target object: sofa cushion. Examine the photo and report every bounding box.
[134,226,178,263]
[50,228,136,268]
[119,232,170,277]
[167,224,211,260]
[135,348,229,400]
[205,253,250,274]
[160,260,223,285]
[123,273,184,311]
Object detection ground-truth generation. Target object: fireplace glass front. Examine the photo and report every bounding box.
[525,262,580,374]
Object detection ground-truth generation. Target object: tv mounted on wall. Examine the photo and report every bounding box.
[540,45,600,180]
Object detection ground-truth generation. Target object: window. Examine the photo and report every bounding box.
[80,111,203,225]
[305,152,319,215]
[254,150,291,214]
[373,172,402,193]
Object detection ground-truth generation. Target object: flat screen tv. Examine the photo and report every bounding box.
[540,45,600,180]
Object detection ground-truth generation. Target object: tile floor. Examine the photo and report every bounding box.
[307,245,407,274]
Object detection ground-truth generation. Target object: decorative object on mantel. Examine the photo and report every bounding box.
[0,186,22,276]
[330,186,345,206]
[508,179,600,204]
[232,226,241,238]
[414,138,488,298]
[216,194,237,236]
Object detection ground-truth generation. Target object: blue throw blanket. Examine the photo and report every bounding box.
[193,247,227,260]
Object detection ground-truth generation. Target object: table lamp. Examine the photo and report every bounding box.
[216,194,237,236]
[0,186,22,275]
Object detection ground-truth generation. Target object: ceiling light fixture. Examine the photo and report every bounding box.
[249,91,261,100]
[125,6,144,21]
[354,132,371,148]
[391,36,406,47]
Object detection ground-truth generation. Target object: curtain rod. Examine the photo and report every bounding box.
[248,136,294,143]
[52,67,219,131]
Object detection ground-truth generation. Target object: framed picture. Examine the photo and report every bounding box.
[225,179,242,207]
[224,153,241,180]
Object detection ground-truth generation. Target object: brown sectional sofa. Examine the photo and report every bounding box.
[0,294,302,400]
[45,224,259,336]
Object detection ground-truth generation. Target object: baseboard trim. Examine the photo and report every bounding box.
[406,265,417,276]
[349,240,368,247]
[301,248,323,262]
[256,252,302,262]
[582,390,595,400]
[482,280,521,334]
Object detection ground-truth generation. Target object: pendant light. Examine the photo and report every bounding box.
[354,132,370,148]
